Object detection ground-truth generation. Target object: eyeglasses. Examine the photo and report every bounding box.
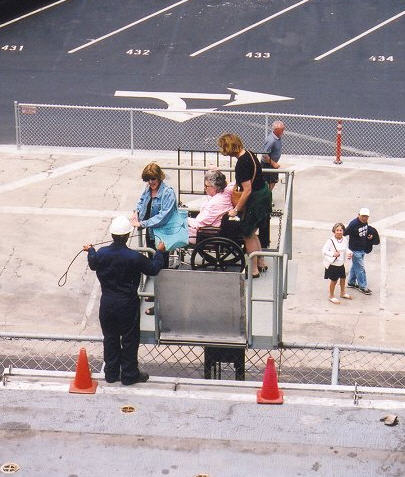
[144,177,158,182]
[204,183,213,189]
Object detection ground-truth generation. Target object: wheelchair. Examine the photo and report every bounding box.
[180,212,246,273]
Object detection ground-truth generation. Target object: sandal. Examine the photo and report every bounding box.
[145,306,155,315]
[245,269,261,279]
[340,293,352,300]
[329,297,340,304]
[258,265,268,272]
[145,296,155,302]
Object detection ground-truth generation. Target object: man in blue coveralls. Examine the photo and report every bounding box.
[83,216,165,385]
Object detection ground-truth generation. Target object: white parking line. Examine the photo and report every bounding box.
[315,10,405,61]
[68,0,191,54]
[190,0,311,57]
[0,0,69,29]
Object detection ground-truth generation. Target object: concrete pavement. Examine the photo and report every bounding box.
[0,145,404,348]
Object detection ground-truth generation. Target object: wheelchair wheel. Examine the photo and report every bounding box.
[191,237,245,272]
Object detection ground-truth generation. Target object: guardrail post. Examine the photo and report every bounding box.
[14,101,21,150]
[277,255,284,344]
[285,173,293,260]
[331,346,340,385]
[272,256,279,347]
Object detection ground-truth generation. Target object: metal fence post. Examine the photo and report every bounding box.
[331,346,340,385]
[14,101,21,150]
[265,114,269,141]
[130,109,134,155]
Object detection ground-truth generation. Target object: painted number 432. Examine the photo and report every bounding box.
[126,49,150,56]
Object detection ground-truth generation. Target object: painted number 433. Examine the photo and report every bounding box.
[245,52,271,59]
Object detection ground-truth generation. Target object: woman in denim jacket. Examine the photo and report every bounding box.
[131,162,177,314]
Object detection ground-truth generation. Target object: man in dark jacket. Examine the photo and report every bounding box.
[83,216,165,385]
[344,208,380,295]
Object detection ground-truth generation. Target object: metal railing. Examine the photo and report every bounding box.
[14,102,405,158]
[1,333,404,389]
[157,156,293,347]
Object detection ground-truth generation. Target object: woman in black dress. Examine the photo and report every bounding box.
[218,133,271,277]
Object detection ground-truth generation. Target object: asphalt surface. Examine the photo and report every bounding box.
[0,0,404,143]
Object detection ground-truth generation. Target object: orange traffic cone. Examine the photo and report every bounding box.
[69,348,98,394]
[257,356,283,404]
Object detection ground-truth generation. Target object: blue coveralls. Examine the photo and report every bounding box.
[88,242,164,384]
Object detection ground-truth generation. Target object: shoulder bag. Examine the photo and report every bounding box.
[323,239,338,269]
[231,151,257,210]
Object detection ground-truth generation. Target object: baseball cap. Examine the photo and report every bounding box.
[359,207,370,216]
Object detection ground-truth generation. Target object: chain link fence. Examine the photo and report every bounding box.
[15,103,405,158]
[1,334,404,388]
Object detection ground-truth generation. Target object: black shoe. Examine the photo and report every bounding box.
[105,375,120,384]
[359,287,372,295]
[121,371,149,386]
[347,283,358,289]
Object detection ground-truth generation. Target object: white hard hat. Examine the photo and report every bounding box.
[109,216,132,235]
[359,207,370,216]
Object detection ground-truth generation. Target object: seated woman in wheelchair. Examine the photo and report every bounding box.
[188,169,233,244]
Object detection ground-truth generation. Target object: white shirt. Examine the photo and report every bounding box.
[322,236,351,267]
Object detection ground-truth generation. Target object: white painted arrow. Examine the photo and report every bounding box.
[225,88,294,106]
[114,88,294,122]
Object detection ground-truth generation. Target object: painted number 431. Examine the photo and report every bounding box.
[1,45,23,51]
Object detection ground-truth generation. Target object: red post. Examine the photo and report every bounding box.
[334,120,343,164]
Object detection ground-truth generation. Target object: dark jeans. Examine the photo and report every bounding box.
[99,295,141,384]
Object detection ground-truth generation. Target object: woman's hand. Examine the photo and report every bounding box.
[347,252,352,260]
[333,251,340,257]
[228,208,238,217]
[157,242,166,252]
[131,216,141,228]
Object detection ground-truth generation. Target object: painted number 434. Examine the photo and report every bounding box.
[369,56,394,62]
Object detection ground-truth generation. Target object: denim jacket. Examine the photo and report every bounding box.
[136,181,177,234]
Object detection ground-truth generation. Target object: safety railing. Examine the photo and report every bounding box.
[14,102,405,159]
[1,333,404,389]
